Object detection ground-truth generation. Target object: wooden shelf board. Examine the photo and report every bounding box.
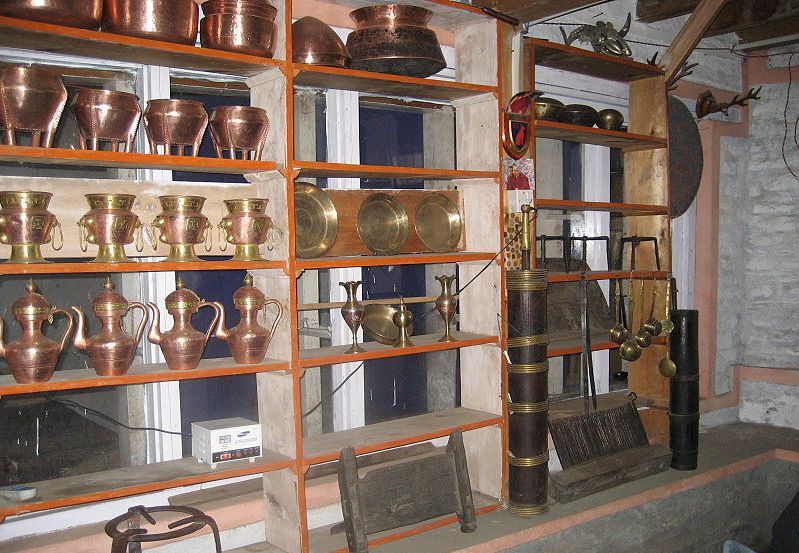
[527,37,664,82]
[546,270,669,283]
[0,451,293,518]
[316,0,490,29]
[535,120,667,151]
[302,407,502,465]
[296,251,496,270]
[535,198,668,215]
[226,542,288,553]
[294,64,496,101]
[0,258,287,276]
[0,145,280,174]
[0,357,289,397]
[0,16,282,77]
[299,332,497,368]
[548,331,667,358]
[294,161,498,181]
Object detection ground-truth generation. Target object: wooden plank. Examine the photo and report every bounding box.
[535,198,669,215]
[227,542,288,553]
[549,444,672,503]
[660,0,729,82]
[548,331,667,358]
[295,251,497,270]
[302,407,503,465]
[535,120,667,151]
[294,161,498,181]
[299,332,498,368]
[0,452,293,518]
[298,295,438,311]
[0,259,287,276]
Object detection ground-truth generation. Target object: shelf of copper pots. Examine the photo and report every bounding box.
[0,258,287,276]
[533,119,667,151]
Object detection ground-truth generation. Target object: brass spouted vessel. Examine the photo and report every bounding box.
[0,280,74,383]
[78,194,144,263]
[219,198,274,261]
[147,279,222,371]
[72,279,148,376]
[214,274,282,364]
[150,195,212,262]
[0,190,63,263]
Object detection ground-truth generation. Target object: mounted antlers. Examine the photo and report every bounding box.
[696,86,762,119]
[648,54,698,90]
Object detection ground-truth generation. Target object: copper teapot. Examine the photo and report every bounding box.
[214,274,282,364]
[72,278,148,376]
[148,279,222,371]
[0,280,74,383]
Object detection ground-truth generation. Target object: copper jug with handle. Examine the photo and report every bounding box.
[148,279,222,370]
[0,280,74,383]
[72,278,148,376]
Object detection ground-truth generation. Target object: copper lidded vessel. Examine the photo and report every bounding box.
[143,99,208,157]
[0,0,103,29]
[214,274,282,364]
[200,0,278,58]
[0,65,67,148]
[72,278,148,376]
[102,0,199,45]
[0,280,74,384]
[148,279,222,371]
[150,195,211,263]
[0,190,63,264]
[78,193,143,263]
[71,88,141,152]
[219,198,274,261]
[292,16,351,68]
[209,106,270,160]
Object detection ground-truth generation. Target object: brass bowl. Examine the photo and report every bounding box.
[294,182,338,258]
[362,303,414,345]
[103,0,199,45]
[200,12,277,58]
[292,16,351,68]
[414,193,461,253]
[534,97,564,121]
[0,0,103,29]
[356,193,409,256]
[559,104,599,127]
[597,108,625,131]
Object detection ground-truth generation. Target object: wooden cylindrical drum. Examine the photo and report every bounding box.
[669,309,700,470]
[506,269,549,516]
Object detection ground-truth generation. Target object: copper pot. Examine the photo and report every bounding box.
[219,198,273,261]
[0,281,74,384]
[102,0,199,45]
[209,106,269,160]
[346,4,446,78]
[143,99,208,157]
[200,13,277,58]
[78,193,143,263]
[559,104,599,127]
[201,0,276,19]
[150,195,211,262]
[597,108,625,131]
[0,0,103,29]
[292,16,351,68]
[71,88,141,152]
[0,65,67,148]
[0,191,62,264]
[72,279,148,376]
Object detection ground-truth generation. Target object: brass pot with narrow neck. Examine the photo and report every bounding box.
[0,191,63,263]
[214,274,283,364]
[72,278,148,376]
[218,198,274,262]
[78,194,144,263]
[392,297,414,348]
[150,195,212,262]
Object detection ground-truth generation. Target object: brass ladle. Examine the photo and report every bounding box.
[658,277,676,377]
[633,280,652,348]
[620,280,642,362]
[609,279,629,345]
[642,282,663,336]
[660,277,674,335]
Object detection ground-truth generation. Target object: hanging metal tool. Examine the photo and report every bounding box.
[580,273,597,410]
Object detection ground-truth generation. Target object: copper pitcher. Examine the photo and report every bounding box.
[150,195,212,263]
[147,279,222,371]
[78,193,144,263]
[143,99,208,157]
[72,278,148,376]
[0,190,63,264]
[0,280,74,384]
[71,88,141,152]
[0,65,67,147]
[209,106,270,160]
[218,198,274,261]
[214,274,282,364]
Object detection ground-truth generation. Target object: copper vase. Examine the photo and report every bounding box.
[339,281,364,354]
[214,274,282,364]
[143,99,208,157]
[219,198,273,261]
[0,281,74,384]
[0,65,67,147]
[71,88,141,152]
[72,279,148,376]
[147,279,222,371]
[0,190,63,264]
[0,0,103,29]
[150,195,211,262]
[78,193,143,263]
[209,106,270,160]
[434,275,457,342]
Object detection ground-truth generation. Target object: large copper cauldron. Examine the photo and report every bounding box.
[71,88,141,152]
[200,0,278,58]
[78,193,143,263]
[292,16,351,68]
[102,0,199,45]
[209,106,269,160]
[0,191,62,264]
[219,198,273,261]
[0,0,103,29]
[150,195,211,262]
[346,5,446,78]
[143,99,208,157]
[0,65,67,148]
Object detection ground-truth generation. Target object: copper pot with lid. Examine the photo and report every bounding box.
[292,16,351,68]
[71,88,141,152]
[0,0,103,29]
[102,0,199,45]
[0,65,67,148]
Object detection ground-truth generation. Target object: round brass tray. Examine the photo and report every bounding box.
[362,303,415,345]
[294,182,338,258]
[356,193,409,256]
[414,193,462,253]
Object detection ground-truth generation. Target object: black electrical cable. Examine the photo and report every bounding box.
[782,53,799,183]
[47,396,190,437]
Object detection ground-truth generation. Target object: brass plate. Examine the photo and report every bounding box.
[294,182,338,258]
[356,193,409,256]
[362,304,414,345]
[414,193,462,253]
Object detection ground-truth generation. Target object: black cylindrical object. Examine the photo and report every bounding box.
[507,269,549,516]
[669,309,699,470]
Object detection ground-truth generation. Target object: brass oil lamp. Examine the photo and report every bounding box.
[150,195,212,263]
[218,198,274,261]
[78,193,144,263]
[0,190,63,263]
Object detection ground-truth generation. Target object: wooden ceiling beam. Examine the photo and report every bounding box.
[638,0,794,37]
[660,0,729,82]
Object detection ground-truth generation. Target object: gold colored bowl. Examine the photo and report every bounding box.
[362,303,414,345]
[356,193,408,256]
[294,182,338,258]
